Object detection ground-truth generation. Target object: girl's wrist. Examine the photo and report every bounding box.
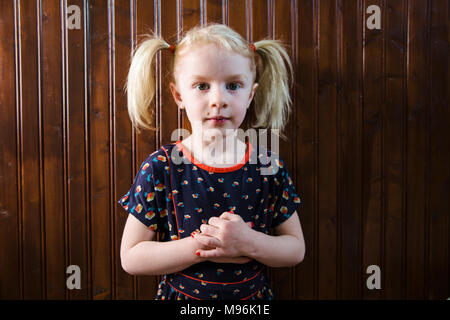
[240,228,262,259]
[186,236,206,263]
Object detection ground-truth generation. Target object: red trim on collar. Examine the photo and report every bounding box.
[175,140,253,173]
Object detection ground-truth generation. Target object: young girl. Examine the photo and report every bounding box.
[118,23,305,300]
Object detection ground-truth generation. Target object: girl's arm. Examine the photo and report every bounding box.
[244,212,305,267]
[120,214,250,276]
[120,214,203,276]
[194,211,305,268]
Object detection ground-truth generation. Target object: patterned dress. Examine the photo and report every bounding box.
[118,140,301,300]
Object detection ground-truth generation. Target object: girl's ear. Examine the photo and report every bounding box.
[247,82,259,108]
[170,82,184,109]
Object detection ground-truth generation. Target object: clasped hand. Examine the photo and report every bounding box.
[192,211,255,264]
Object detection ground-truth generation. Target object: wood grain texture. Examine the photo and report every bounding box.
[41,0,66,299]
[0,0,448,300]
[0,0,20,300]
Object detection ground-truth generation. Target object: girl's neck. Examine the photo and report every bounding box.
[180,132,248,168]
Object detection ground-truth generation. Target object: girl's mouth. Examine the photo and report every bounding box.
[207,117,229,124]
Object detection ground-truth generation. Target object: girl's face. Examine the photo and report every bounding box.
[170,44,258,138]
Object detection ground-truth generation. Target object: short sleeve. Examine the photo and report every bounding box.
[270,157,301,228]
[118,158,162,231]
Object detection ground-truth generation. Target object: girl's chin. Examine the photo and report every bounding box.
[195,124,239,137]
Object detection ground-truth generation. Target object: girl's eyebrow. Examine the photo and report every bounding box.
[189,74,248,81]
[226,74,248,81]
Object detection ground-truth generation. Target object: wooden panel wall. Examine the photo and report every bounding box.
[0,0,448,300]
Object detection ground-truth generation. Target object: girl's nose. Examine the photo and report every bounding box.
[209,86,228,108]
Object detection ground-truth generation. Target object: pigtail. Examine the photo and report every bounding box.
[252,40,293,141]
[125,36,170,133]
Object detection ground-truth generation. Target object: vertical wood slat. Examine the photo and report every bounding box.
[61,0,69,301]
[159,0,179,147]
[107,0,116,300]
[41,0,66,299]
[428,0,449,300]
[336,0,342,299]
[362,0,384,300]
[270,0,295,300]
[384,0,406,299]
[114,0,134,300]
[14,0,24,300]
[178,0,201,142]
[339,0,363,300]
[0,0,20,300]
[228,0,246,37]
[89,0,112,300]
[37,0,46,299]
[290,0,300,299]
[406,0,428,299]
[0,0,449,300]
[317,0,338,299]
[205,0,223,24]
[135,0,158,300]
[84,0,93,300]
[64,0,89,300]
[296,0,316,300]
[248,0,268,291]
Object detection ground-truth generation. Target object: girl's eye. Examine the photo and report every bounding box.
[226,82,241,91]
[196,83,209,90]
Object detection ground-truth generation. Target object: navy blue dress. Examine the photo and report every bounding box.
[118,140,301,300]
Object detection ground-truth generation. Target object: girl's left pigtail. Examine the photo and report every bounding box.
[251,40,293,141]
[125,36,170,133]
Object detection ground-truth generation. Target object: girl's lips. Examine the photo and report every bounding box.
[207,118,229,124]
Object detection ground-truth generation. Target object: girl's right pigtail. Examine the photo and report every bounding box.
[125,36,170,133]
[252,40,293,141]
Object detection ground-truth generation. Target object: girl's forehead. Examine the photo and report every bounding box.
[178,42,237,55]
[175,43,253,72]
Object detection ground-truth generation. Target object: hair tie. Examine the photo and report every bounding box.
[169,45,176,53]
[249,43,256,53]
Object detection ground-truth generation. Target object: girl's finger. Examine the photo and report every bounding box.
[208,216,226,228]
[218,211,235,220]
[192,232,222,248]
[195,248,221,258]
[200,223,219,236]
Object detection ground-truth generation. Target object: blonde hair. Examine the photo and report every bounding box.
[125,23,293,140]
